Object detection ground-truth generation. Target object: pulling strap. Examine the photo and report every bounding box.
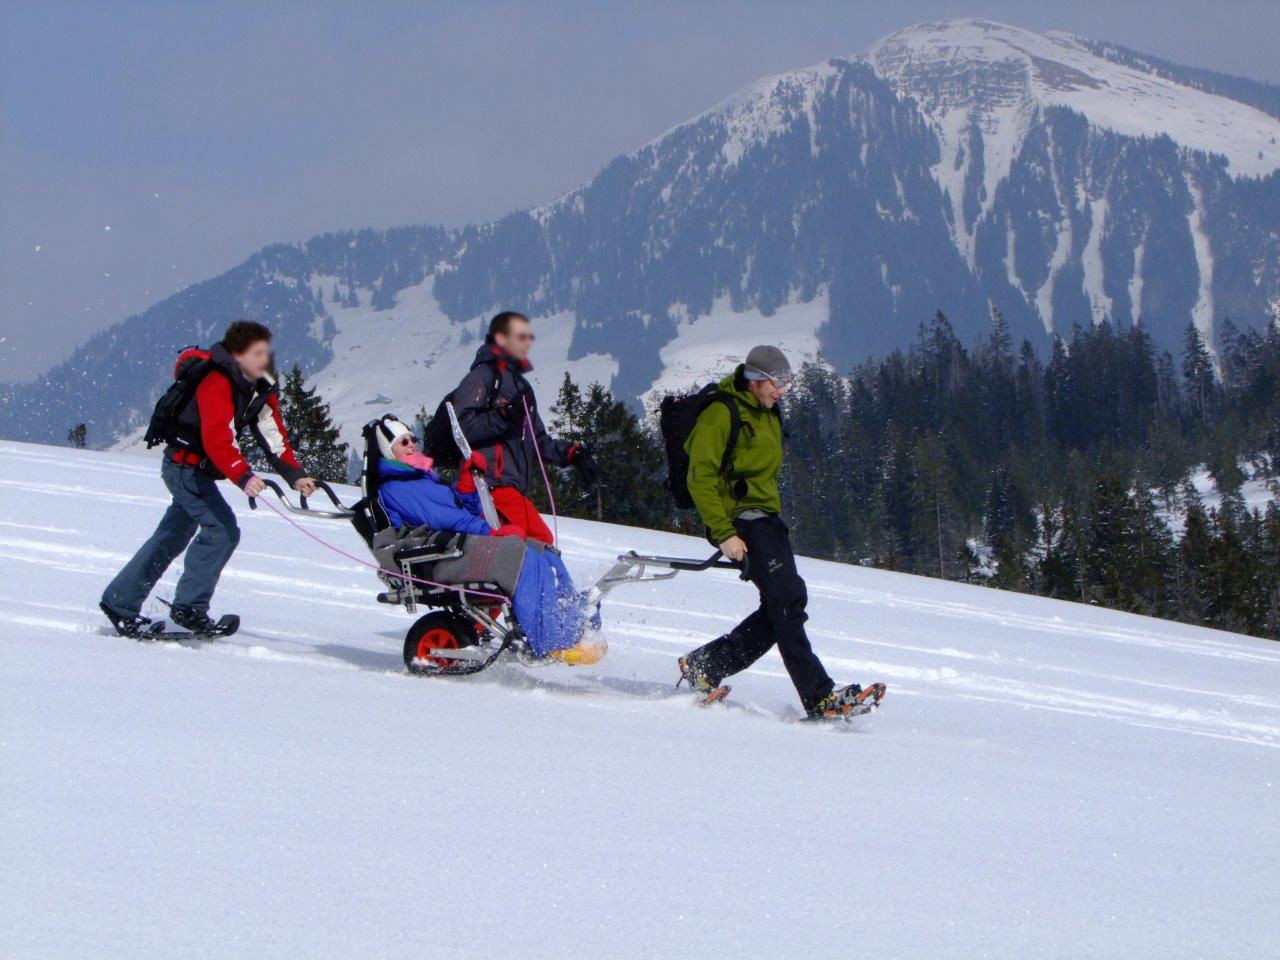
[522,394,559,547]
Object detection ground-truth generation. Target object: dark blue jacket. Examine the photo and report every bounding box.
[453,343,574,493]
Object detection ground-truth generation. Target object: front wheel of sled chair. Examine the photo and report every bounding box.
[403,611,481,675]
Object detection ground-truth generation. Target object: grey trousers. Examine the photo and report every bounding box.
[101,458,241,617]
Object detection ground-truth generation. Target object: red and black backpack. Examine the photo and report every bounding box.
[142,347,216,449]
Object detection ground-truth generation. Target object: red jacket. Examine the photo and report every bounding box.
[170,344,305,489]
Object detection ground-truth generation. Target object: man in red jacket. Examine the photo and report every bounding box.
[100,320,316,637]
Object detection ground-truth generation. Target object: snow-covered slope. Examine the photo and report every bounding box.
[867,19,1280,180]
[3,442,1278,958]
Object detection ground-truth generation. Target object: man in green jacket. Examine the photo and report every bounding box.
[678,345,884,720]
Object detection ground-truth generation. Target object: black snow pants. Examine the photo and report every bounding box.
[684,513,833,710]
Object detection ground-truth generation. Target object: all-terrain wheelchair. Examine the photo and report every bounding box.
[253,417,746,677]
[348,418,536,675]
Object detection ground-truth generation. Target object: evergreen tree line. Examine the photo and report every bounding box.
[777,311,1280,640]
[109,312,1279,641]
[409,315,1280,641]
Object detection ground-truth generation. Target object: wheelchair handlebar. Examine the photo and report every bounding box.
[248,477,354,519]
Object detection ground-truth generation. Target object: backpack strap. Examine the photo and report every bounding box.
[707,392,743,478]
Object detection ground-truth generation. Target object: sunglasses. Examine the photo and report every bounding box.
[393,435,418,447]
[512,332,536,343]
[746,364,794,388]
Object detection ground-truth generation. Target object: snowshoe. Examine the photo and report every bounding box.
[168,606,240,639]
[677,655,731,707]
[804,682,887,722]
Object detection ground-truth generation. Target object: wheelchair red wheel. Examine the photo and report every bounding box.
[404,611,475,674]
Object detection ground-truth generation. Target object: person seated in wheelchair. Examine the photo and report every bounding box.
[375,416,605,665]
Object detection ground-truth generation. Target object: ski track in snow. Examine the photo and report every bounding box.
[2,442,1278,959]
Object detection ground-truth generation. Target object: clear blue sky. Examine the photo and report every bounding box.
[3,0,1278,380]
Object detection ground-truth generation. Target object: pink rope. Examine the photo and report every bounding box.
[258,496,508,603]
[522,394,559,546]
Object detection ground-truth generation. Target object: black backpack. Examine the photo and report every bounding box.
[422,367,504,471]
[421,394,462,471]
[659,384,744,510]
[143,348,215,450]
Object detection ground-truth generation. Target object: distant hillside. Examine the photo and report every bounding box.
[4,19,1279,448]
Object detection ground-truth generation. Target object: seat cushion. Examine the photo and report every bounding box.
[372,525,524,597]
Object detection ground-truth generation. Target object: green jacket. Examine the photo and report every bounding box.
[685,368,783,543]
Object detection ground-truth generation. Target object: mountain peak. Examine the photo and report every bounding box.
[864,18,1280,180]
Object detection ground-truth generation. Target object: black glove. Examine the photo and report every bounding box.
[570,445,600,488]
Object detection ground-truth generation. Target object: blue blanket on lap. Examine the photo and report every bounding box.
[512,547,594,657]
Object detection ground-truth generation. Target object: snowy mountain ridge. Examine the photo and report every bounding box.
[867,20,1280,177]
[2,441,1277,958]
[4,19,1280,449]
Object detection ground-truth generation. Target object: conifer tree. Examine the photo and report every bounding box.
[1176,482,1214,624]
[277,365,349,483]
[547,374,672,529]
[1182,323,1216,420]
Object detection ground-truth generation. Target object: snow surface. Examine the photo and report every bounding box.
[3,442,1278,959]
[1185,177,1216,347]
[1081,196,1113,324]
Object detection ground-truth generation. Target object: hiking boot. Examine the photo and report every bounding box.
[677,656,731,706]
[169,606,221,637]
[807,682,887,720]
[677,655,716,693]
[100,602,154,639]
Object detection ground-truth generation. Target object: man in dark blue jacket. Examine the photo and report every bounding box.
[452,311,599,544]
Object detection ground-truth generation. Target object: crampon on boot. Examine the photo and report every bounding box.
[168,605,240,639]
[100,602,157,639]
[677,656,730,706]
[806,682,887,721]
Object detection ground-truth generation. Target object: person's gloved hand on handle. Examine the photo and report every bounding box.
[568,444,599,489]
[455,451,487,494]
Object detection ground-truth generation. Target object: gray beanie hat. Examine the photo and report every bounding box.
[743,345,792,382]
